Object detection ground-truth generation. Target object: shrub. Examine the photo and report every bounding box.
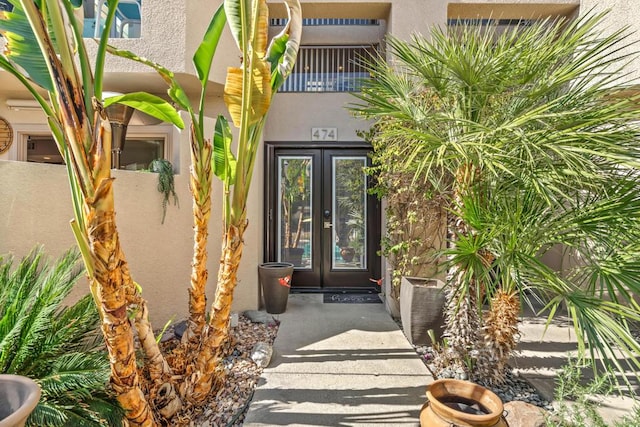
[0,247,124,426]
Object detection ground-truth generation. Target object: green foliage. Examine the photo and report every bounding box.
[358,125,446,294]
[103,92,184,129]
[351,11,640,384]
[150,158,179,224]
[547,359,640,427]
[0,247,124,426]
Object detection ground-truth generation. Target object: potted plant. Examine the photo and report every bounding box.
[280,158,310,266]
[420,379,507,427]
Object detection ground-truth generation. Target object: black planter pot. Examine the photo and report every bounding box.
[258,262,294,314]
[0,374,41,427]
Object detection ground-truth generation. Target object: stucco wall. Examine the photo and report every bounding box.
[0,105,263,328]
[265,92,368,141]
[580,0,640,82]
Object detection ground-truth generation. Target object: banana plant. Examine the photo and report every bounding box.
[1,0,301,422]
[107,0,302,406]
[189,0,302,400]
[0,0,184,425]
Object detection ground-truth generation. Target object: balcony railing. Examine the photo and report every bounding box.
[281,45,378,93]
[270,18,380,27]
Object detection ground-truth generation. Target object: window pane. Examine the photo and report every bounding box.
[84,0,141,39]
[277,156,313,268]
[332,156,367,270]
[26,137,63,164]
[120,138,164,170]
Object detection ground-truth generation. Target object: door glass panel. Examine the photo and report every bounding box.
[277,156,312,268]
[332,156,367,270]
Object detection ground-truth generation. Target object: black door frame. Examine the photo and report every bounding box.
[264,141,381,291]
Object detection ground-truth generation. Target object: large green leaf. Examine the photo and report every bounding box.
[193,3,226,85]
[213,115,237,183]
[0,1,54,91]
[106,45,192,111]
[103,92,185,129]
[224,0,251,53]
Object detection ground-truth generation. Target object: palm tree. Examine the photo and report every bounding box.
[351,12,640,385]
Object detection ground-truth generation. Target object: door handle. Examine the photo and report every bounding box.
[323,221,332,229]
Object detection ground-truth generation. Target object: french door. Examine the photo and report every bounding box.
[265,147,380,289]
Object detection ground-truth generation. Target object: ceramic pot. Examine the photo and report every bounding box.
[0,375,41,427]
[420,379,508,427]
[258,262,294,314]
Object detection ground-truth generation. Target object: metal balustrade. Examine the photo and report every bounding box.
[280,45,379,93]
[270,18,380,27]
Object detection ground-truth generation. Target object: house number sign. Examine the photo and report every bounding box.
[311,127,337,141]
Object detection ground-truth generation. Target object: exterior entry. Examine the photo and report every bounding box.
[264,146,381,290]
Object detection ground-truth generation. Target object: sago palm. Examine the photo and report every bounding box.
[0,247,124,426]
[351,12,640,384]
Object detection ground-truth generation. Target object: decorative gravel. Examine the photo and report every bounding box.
[412,344,554,411]
[193,314,278,426]
[158,313,279,426]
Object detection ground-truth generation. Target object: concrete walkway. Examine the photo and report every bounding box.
[243,293,432,426]
[244,293,639,426]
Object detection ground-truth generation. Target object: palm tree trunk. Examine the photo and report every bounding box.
[440,162,485,376]
[188,222,247,403]
[184,126,214,343]
[441,278,483,372]
[292,206,304,248]
[88,179,155,427]
[479,290,520,384]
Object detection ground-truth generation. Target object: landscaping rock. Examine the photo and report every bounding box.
[172,319,188,340]
[243,310,278,326]
[504,401,548,427]
[250,342,273,368]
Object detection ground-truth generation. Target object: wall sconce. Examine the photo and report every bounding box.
[104,93,134,170]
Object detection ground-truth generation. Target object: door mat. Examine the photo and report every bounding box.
[323,293,382,304]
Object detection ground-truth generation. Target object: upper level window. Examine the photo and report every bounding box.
[280,45,378,93]
[83,0,141,39]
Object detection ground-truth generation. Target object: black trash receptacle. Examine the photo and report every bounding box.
[258,262,294,314]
